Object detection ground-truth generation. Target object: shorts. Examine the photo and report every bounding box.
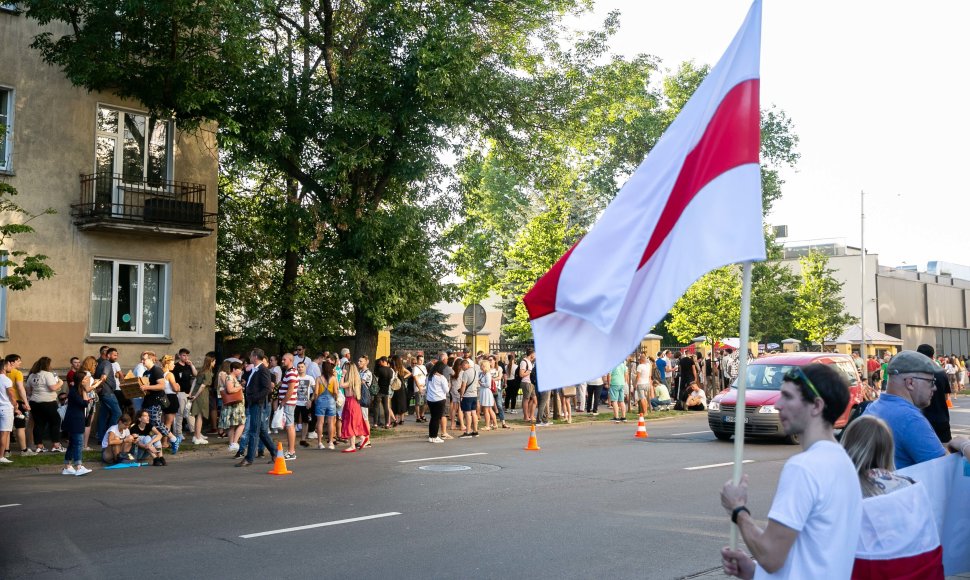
[0,405,13,431]
[635,385,650,401]
[608,385,624,402]
[460,396,478,412]
[315,395,336,418]
[282,405,296,427]
[13,402,26,429]
[295,405,312,424]
[415,390,426,407]
[165,394,179,413]
[520,382,535,399]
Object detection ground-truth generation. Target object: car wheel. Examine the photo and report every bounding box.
[713,430,732,441]
[784,432,800,445]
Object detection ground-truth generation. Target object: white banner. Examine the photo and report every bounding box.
[898,454,970,575]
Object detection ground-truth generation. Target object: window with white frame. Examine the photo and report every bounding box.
[89,259,169,336]
[95,105,172,184]
[0,87,12,171]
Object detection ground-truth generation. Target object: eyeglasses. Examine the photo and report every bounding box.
[783,367,821,400]
[907,376,935,385]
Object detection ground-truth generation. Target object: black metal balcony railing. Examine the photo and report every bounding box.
[72,172,215,234]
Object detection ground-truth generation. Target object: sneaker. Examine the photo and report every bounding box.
[429,437,444,443]
[299,440,309,447]
[459,432,471,438]
[51,445,66,453]
[283,452,297,460]
[83,447,93,452]
[123,453,136,462]
[75,466,92,476]
[307,432,318,439]
[317,443,325,449]
[192,437,209,445]
[228,443,240,452]
[170,435,183,455]
[157,456,167,466]
[34,447,47,454]
[326,443,335,450]
[0,457,12,464]
[22,449,37,457]
[62,466,76,475]
[471,432,480,437]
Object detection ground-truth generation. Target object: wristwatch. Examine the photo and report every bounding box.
[731,505,750,524]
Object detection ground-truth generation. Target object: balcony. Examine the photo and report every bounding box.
[72,172,215,239]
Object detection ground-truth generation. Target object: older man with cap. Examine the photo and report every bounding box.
[862,350,947,469]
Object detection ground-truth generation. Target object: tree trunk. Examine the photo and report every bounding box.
[279,176,301,350]
[353,305,379,363]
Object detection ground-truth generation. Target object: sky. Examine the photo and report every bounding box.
[576,0,969,270]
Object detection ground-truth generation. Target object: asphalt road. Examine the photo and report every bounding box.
[0,412,842,579]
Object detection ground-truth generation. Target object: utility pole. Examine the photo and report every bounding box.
[860,190,867,381]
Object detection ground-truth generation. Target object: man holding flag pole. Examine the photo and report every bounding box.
[523,0,862,577]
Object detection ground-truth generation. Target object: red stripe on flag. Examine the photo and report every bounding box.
[851,545,943,580]
[524,240,580,321]
[638,79,760,268]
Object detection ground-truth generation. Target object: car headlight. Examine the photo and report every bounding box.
[708,401,720,411]
[758,405,778,414]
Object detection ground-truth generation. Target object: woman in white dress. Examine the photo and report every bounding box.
[478,359,497,431]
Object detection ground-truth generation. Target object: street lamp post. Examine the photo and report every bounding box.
[860,190,867,381]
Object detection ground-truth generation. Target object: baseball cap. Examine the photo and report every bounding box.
[886,350,936,376]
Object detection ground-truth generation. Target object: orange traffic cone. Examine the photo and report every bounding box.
[635,414,649,439]
[268,442,293,475]
[946,394,954,409]
[524,424,541,451]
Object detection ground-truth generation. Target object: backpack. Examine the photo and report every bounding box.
[359,383,371,407]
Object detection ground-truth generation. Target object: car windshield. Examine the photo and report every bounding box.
[730,364,795,391]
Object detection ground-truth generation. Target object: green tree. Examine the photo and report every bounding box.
[391,308,456,344]
[0,180,55,290]
[792,251,856,346]
[750,238,798,344]
[666,267,742,346]
[24,0,588,358]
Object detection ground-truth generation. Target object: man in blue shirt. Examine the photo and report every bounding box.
[656,351,669,387]
[863,350,946,469]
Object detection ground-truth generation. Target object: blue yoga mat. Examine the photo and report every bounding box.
[103,462,149,470]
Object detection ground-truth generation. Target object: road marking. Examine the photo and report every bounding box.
[399,452,488,464]
[684,460,754,471]
[240,512,401,539]
[670,430,712,436]
[0,504,21,509]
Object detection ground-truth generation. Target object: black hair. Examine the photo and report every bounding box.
[790,363,849,425]
[916,344,935,359]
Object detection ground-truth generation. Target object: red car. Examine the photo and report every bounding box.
[708,352,864,444]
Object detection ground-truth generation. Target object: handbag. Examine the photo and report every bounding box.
[222,383,243,405]
[336,389,346,408]
[390,375,402,391]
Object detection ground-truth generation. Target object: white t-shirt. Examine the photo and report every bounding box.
[0,373,12,407]
[755,440,862,579]
[636,363,652,386]
[519,359,534,384]
[101,425,130,448]
[27,371,60,403]
[412,364,427,389]
[112,362,122,391]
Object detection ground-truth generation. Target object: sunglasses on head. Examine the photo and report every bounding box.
[783,367,821,400]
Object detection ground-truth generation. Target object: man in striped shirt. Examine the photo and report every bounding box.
[278,353,298,459]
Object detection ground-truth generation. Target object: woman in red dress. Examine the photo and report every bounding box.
[339,363,370,452]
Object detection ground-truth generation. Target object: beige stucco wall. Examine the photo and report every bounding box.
[0,12,217,368]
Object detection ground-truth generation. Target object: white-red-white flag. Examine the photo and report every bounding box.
[524,0,765,390]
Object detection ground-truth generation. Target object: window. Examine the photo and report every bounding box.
[89,259,169,336]
[94,105,173,212]
[0,87,12,171]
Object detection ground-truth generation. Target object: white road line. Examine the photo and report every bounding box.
[0,504,22,509]
[684,460,754,471]
[670,431,712,436]
[240,512,401,539]
[398,452,488,464]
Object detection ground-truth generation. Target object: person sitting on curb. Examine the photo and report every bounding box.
[686,382,708,411]
[101,414,135,464]
[650,379,672,410]
[130,409,166,466]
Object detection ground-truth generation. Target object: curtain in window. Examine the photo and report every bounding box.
[89,260,112,333]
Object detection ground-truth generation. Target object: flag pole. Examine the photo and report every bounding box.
[730,260,754,549]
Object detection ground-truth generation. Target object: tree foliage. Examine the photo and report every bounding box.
[0,181,55,290]
[391,308,456,343]
[666,266,741,346]
[792,250,856,345]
